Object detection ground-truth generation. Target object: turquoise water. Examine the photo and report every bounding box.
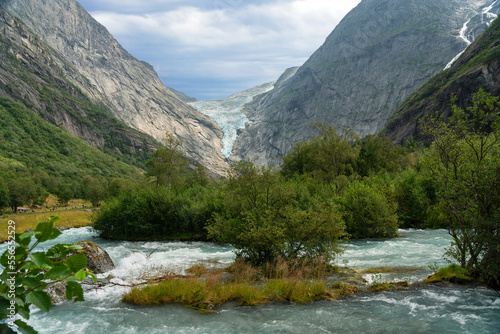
[2,228,499,333]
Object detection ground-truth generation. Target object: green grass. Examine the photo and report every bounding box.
[424,264,475,284]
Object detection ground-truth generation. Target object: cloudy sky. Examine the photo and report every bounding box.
[78,0,361,100]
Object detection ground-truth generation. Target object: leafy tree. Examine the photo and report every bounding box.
[356,134,406,176]
[82,176,105,207]
[340,180,400,238]
[8,178,38,212]
[394,169,430,228]
[282,123,358,193]
[0,178,9,211]
[421,90,500,288]
[56,184,74,206]
[0,217,96,333]
[146,133,188,190]
[207,161,347,265]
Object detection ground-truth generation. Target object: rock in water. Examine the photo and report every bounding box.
[72,240,115,274]
[44,281,68,305]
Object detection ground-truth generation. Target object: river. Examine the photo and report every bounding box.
[2,228,499,333]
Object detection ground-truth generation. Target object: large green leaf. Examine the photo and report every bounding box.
[28,252,52,270]
[25,291,51,312]
[65,281,84,302]
[46,244,82,259]
[34,221,54,243]
[64,253,87,272]
[45,266,72,280]
[0,323,17,334]
[13,319,37,334]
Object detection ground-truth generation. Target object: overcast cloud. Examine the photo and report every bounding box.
[78,0,361,100]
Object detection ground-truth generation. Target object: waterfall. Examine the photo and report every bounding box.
[444,0,500,70]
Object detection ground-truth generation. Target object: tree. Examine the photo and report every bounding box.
[341,180,400,238]
[146,133,188,190]
[0,217,96,333]
[82,176,105,207]
[8,178,37,212]
[207,161,347,265]
[56,184,74,206]
[0,178,9,211]
[356,134,406,177]
[282,123,358,193]
[422,90,500,288]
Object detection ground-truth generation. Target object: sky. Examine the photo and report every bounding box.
[77,0,361,100]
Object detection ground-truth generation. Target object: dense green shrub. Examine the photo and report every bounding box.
[340,180,400,238]
[92,185,222,241]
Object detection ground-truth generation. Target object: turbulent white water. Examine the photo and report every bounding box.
[2,228,499,333]
[445,0,500,69]
[189,82,275,158]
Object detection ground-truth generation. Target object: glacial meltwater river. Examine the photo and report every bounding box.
[2,228,499,333]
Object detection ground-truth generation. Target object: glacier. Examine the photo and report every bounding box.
[189,82,275,158]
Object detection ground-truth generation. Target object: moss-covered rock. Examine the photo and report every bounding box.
[72,240,114,274]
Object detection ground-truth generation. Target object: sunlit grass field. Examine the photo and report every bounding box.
[0,196,94,242]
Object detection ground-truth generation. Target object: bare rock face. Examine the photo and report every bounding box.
[0,0,226,175]
[231,0,496,167]
[384,16,500,144]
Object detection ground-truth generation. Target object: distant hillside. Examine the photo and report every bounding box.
[0,96,142,181]
[231,0,498,167]
[384,16,500,144]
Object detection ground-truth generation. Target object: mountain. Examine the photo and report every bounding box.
[230,0,499,167]
[0,7,158,167]
[168,87,198,104]
[0,0,226,175]
[384,15,500,144]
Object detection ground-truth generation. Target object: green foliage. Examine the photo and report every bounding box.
[145,133,188,189]
[0,217,96,333]
[207,161,347,265]
[340,180,400,238]
[7,178,38,213]
[394,169,430,228]
[421,90,500,288]
[0,97,142,186]
[281,123,358,193]
[92,184,222,241]
[356,135,407,177]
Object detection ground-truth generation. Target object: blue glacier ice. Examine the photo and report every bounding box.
[189,82,275,158]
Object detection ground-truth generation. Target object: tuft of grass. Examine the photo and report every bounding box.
[360,266,422,274]
[424,264,475,284]
[367,281,409,292]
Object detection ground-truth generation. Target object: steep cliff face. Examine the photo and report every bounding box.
[0,0,226,175]
[0,7,156,165]
[231,0,496,167]
[384,16,500,144]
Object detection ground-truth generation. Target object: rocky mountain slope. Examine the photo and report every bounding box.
[0,0,226,175]
[384,15,500,144]
[231,0,499,167]
[0,7,158,166]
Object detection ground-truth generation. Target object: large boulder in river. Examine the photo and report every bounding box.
[72,240,115,274]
